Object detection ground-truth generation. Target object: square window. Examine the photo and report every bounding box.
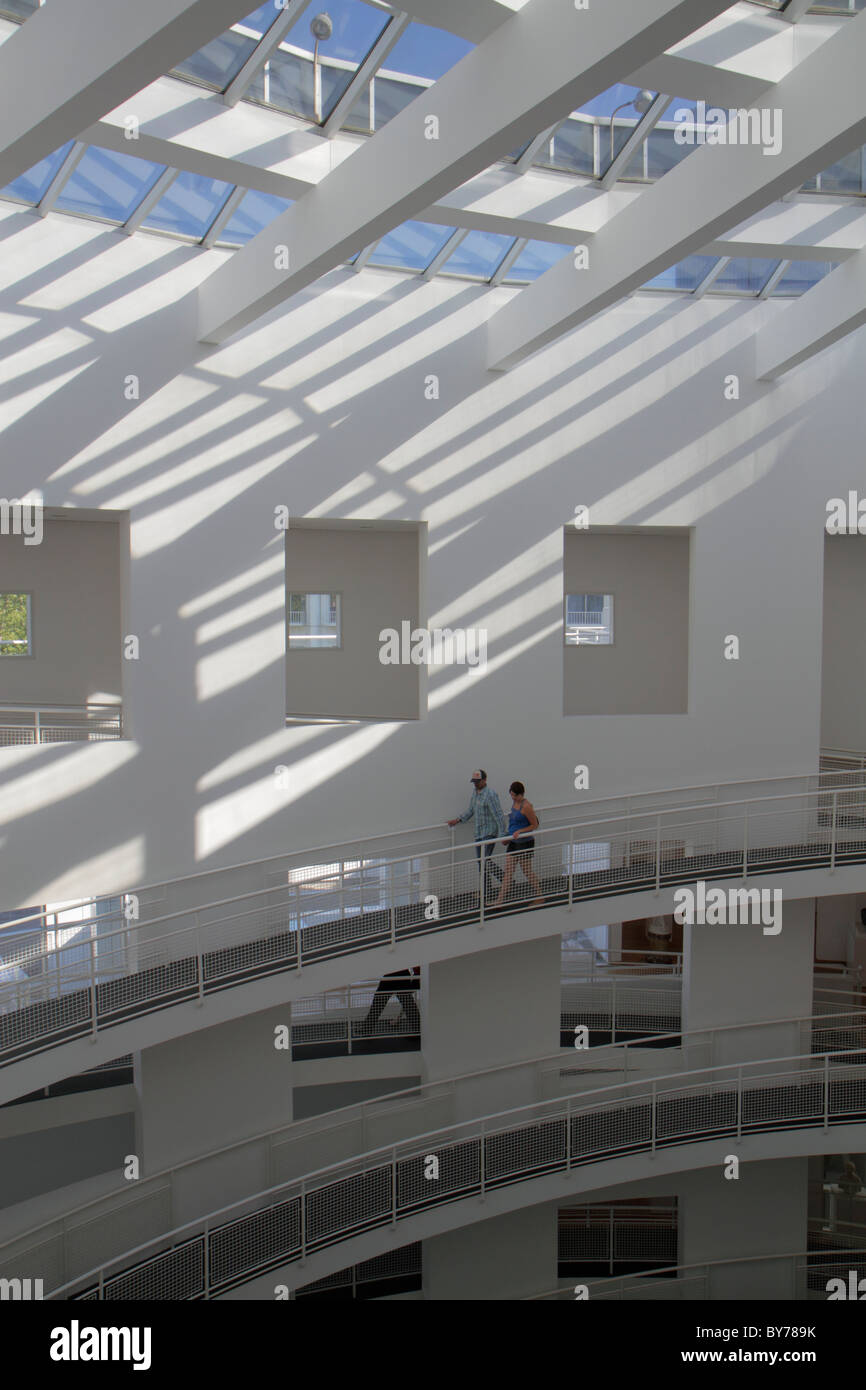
[0,592,31,656]
[288,593,341,649]
[565,593,613,645]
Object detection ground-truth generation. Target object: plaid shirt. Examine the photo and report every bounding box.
[457,785,506,841]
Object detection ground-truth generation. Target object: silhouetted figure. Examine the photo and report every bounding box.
[363,967,421,1033]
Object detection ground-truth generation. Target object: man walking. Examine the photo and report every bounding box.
[447,769,506,894]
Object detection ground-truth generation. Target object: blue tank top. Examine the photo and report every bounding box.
[508,801,531,836]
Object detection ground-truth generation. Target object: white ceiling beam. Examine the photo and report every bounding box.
[756,252,866,379]
[628,53,773,108]
[488,15,866,369]
[84,108,866,260]
[197,0,739,344]
[375,0,514,44]
[0,0,262,189]
[781,0,815,21]
[322,11,411,136]
[223,0,308,108]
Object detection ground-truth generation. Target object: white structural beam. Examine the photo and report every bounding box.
[629,53,773,108]
[488,15,866,369]
[782,0,815,21]
[197,0,738,343]
[377,0,513,44]
[756,252,866,379]
[0,0,260,189]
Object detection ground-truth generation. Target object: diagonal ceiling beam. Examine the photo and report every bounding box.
[756,252,866,379]
[373,0,515,44]
[322,11,411,137]
[0,0,262,189]
[487,14,866,369]
[197,0,738,344]
[782,0,815,21]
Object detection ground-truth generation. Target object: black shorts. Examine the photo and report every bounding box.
[506,837,535,856]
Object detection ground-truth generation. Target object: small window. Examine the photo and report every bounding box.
[565,593,613,645]
[288,592,341,649]
[0,592,31,656]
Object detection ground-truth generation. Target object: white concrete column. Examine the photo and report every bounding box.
[681,896,815,1066]
[423,1205,557,1300]
[135,1003,292,1179]
[423,933,561,1095]
[679,1160,809,1300]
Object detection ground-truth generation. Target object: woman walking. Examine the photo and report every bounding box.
[493,781,543,908]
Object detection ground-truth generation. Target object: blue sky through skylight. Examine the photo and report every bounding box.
[1,142,73,203]
[55,148,166,223]
[142,173,234,240]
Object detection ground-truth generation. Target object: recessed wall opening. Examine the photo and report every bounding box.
[0,511,125,745]
[821,534,866,756]
[563,527,691,715]
[286,519,424,722]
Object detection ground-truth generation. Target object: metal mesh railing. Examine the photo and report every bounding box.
[528,1247,866,1300]
[3,776,866,1071]
[0,703,122,746]
[43,1047,866,1300]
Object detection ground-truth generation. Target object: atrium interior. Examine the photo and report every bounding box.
[2,0,866,1312]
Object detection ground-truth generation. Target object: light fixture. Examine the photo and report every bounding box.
[608,89,656,166]
[310,12,333,122]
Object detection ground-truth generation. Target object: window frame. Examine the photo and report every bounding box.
[564,592,614,647]
[287,591,343,650]
[0,590,33,658]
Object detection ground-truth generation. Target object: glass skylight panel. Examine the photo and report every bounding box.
[642,255,719,291]
[370,74,425,130]
[709,258,780,295]
[0,1,38,20]
[1,141,73,204]
[772,260,835,295]
[141,173,234,240]
[368,221,456,271]
[505,241,572,283]
[55,148,166,224]
[803,147,864,194]
[240,2,285,36]
[217,189,293,245]
[541,119,594,176]
[265,0,391,123]
[384,21,473,81]
[172,29,259,91]
[440,231,515,280]
[576,83,643,121]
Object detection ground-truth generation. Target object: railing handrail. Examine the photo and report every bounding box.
[0,764,857,936]
[7,1006,863,1265]
[4,773,865,947]
[0,702,121,715]
[524,1246,866,1300]
[47,1044,866,1300]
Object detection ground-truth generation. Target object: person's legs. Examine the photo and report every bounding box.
[516,847,544,905]
[364,982,393,1029]
[494,851,516,906]
[482,838,503,884]
[395,989,421,1033]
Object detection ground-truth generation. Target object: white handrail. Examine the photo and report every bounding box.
[4,1006,863,1280]
[46,1043,866,1300]
[524,1245,866,1300]
[3,776,866,1057]
[0,764,856,936]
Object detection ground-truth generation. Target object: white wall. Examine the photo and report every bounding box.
[0,517,122,706]
[0,203,863,907]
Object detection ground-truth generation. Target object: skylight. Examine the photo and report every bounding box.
[708,258,780,295]
[504,241,573,283]
[217,189,294,245]
[1,141,73,204]
[141,173,235,241]
[54,148,166,224]
[440,231,515,280]
[367,220,456,271]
